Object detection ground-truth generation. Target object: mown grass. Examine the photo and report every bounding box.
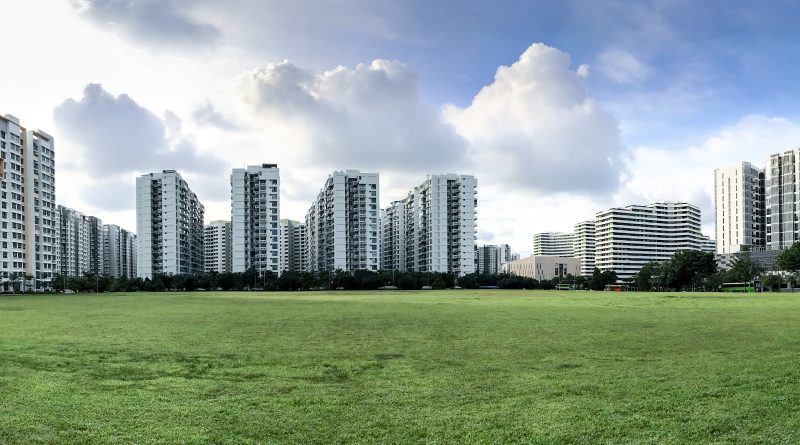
[2,290,800,444]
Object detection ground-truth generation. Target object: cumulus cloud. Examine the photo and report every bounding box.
[444,43,627,195]
[72,0,218,47]
[597,49,650,84]
[53,83,223,178]
[192,103,238,130]
[622,115,800,231]
[239,59,468,172]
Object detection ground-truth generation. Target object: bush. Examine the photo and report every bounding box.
[397,274,421,290]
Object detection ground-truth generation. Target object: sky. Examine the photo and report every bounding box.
[3,0,800,256]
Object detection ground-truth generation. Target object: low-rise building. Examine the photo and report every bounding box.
[507,255,581,281]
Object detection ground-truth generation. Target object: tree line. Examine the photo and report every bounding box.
[31,243,800,294]
[631,246,800,292]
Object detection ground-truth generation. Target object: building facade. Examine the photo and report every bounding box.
[714,162,765,254]
[475,245,501,275]
[0,114,57,290]
[573,221,596,276]
[306,170,380,272]
[533,232,574,257]
[279,219,307,273]
[136,170,205,279]
[57,206,103,277]
[103,224,137,278]
[507,255,581,281]
[204,220,231,273]
[231,164,281,274]
[595,202,705,280]
[765,150,800,250]
[380,174,477,276]
[380,201,406,272]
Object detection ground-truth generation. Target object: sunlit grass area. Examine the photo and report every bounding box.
[2,290,800,444]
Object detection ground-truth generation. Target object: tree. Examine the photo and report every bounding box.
[278,271,303,291]
[332,270,359,290]
[761,273,783,292]
[777,242,800,273]
[355,270,382,290]
[635,261,662,291]
[662,250,717,291]
[588,268,618,290]
[397,274,421,290]
[726,252,764,283]
[431,275,446,290]
[243,268,258,289]
[8,272,20,294]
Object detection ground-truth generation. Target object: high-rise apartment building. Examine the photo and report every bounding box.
[765,150,800,250]
[476,245,501,274]
[306,170,380,272]
[279,219,307,273]
[204,220,231,273]
[103,224,137,278]
[380,201,406,272]
[533,232,574,257]
[136,170,205,279]
[57,206,103,277]
[714,162,765,254]
[380,174,477,276]
[498,244,512,266]
[595,202,705,280]
[573,221,596,276]
[0,114,57,290]
[231,164,281,274]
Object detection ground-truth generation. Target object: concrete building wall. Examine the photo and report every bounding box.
[103,224,137,278]
[573,221,596,276]
[0,114,57,290]
[279,219,306,273]
[136,170,204,279]
[715,162,765,254]
[595,202,705,280]
[231,164,280,274]
[476,245,501,275]
[765,150,800,250]
[305,170,380,272]
[204,220,231,273]
[533,232,574,257]
[508,256,581,281]
[380,201,406,271]
[57,206,103,277]
[380,174,477,276]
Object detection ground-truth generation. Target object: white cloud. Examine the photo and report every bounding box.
[54,84,224,178]
[596,49,650,84]
[445,43,628,196]
[622,115,800,234]
[73,0,219,48]
[239,59,468,172]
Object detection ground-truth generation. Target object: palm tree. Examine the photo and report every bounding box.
[22,273,34,293]
[8,272,20,294]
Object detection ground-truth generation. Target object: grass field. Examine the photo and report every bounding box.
[2,290,800,444]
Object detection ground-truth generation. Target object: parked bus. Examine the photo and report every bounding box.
[719,282,756,293]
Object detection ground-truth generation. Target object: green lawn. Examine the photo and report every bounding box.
[2,290,800,444]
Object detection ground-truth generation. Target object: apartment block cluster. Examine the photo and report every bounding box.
[0,115,137,291]
[504,203,715,281]
[713,150,800,269]
[14,106,799,288]
[135,165,480,280]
